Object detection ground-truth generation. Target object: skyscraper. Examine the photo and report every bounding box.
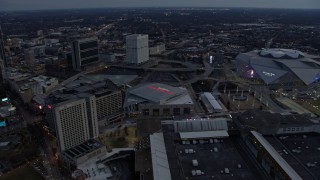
[126,34,149,64]
[0,56,5,84]
[53,97,99,151]
[0,25,7,97]
[71,37,99,71]
[0,25,6,67]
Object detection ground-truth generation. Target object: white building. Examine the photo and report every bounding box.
[126,34,149,64]
[54,98,99,151]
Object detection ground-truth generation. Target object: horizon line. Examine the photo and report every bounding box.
[1,6,320,13]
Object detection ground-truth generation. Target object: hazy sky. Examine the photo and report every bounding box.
[1,0,320,11]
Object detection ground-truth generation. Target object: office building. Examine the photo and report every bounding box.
[45,75,123,131]
[126,34,149,64]
[0,25,6,67]
[71,37,99,71]
[95,90,123,121]
[53,98,99,151]
[0,25,7,97]
[8,75,59,104]
[0,58,5,85]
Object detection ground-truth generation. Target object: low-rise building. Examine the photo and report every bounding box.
[150,44,165,55]
[61,139,107,167]
[145,118,259,180]
[7,72,58,103]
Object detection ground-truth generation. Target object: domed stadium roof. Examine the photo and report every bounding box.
[236,49,320,85]
[260,49,305,59]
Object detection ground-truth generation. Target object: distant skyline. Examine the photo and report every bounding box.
[0,0,320,11]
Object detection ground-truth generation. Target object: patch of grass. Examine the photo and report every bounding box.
[100,127,138,151]
[111,137,128,148]
[0,164,44,180]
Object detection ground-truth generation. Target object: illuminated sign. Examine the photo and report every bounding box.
[247,69,255,78]
[209,56,213,64]
[47,105,53,109]
[1,98,8,102]
[0,121,6,127]
[147,86,173,95]
[262,71,275,77]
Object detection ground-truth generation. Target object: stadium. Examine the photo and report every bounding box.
[124,83,194,116]
[235,49,320,85]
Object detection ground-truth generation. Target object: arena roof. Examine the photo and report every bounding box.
[236,49,320,85]
[260,49,304,59]
[129,83,186,103]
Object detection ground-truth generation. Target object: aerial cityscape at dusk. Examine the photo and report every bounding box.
[0,1,320,180]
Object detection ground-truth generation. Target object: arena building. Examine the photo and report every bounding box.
[236,49,320,85]
[125,83,194,117]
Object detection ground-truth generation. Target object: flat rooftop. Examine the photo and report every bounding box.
[86,74,138,87]
[63,139,104,159]
[77,159,112,180]
[161,124,259,180]
[264,133,320,180]
[47,75,119,104]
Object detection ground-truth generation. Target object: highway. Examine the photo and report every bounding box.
[94,24,114,36]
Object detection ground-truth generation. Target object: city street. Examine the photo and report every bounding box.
[251,85,285,113]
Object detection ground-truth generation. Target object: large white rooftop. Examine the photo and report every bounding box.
[201,92,223,110]
[150,133,172,180]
